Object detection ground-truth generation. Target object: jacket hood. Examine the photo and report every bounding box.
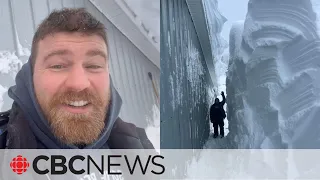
[7,60,122,149]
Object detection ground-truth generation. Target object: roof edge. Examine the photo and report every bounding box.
[186,0,217,84]
[89,0,160,68]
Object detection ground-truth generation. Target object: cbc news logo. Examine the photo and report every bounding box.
[10,155,30,175]
[8,154,165,176]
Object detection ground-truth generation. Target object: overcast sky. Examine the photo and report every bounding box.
[218,0,249,42]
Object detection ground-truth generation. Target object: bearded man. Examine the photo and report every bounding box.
[0,8,154,149]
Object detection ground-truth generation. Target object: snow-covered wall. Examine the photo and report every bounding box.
[160,0,215,149]
[0,0,160,138]
[226,0,320,148]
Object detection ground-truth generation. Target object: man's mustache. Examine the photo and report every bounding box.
[49,90,103,106]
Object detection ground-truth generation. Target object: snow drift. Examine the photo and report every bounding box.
[145,104,160,152]
[226,0,320,148]
[0,51,24,111]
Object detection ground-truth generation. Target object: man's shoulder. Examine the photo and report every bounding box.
[0,109,10,132]
[108,118,155,149]
[0,109,10,123]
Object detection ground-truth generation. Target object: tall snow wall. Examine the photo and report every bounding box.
[226,0,320,148]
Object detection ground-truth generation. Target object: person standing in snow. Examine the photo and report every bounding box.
[210,91,226,138]
[0,8,154,150]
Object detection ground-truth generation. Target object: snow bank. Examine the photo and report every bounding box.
[0,50,24,111]
[0,85,7,111]
[226,0,320,148]
[145,104,160,152]
[0,51,23,78]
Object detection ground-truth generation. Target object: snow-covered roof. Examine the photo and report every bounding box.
[89,0,160,68]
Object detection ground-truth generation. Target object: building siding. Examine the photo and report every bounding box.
[0,0,159,128]
[160,0,214,149]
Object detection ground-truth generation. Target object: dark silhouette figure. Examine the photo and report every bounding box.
[210,91,226,138]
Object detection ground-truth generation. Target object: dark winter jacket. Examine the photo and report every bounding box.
[0,103,154,149]
[210,94,226,124]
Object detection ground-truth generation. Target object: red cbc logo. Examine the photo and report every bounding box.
[10,155,30,175]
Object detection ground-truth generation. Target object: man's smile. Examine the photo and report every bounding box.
[61,101,92,114]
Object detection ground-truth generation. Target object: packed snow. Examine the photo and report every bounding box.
[0,51,23,77]
[214,0,320,149]
[198,0,320,150]
[145,104,160,152]
[184,0,320,175]
[0,85,7,111]
[0,50,24,111]
[0,30,30,111]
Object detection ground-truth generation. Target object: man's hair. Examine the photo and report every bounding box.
[30,8,108,70]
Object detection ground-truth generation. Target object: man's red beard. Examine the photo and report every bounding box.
[37,89,110,146]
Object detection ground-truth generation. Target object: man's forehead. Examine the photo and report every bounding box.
[39,32,107,49]
[36,32,108,59]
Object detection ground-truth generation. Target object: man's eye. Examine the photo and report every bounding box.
[50,65,64,69]
[87,65,101,69]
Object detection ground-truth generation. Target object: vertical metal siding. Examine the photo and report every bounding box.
[0,0,159,129]
[48,1,63,10]
[160,0,213,149]
[0,0,16,51]
[31,0,50,29]
[10,0,34,49]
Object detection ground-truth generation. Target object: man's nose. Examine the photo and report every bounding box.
[64,65,90,92]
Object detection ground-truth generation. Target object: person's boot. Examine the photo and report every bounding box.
[213,134,218,138]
